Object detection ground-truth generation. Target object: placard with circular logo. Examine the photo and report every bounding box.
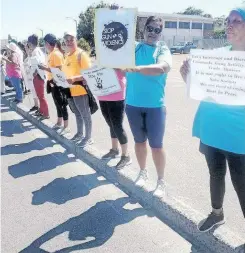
[95,8,137,68]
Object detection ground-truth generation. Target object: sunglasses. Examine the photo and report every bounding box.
[146,26,162,34]
[225,18,244,26]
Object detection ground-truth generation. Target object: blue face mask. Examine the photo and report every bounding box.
[231,4,245,21]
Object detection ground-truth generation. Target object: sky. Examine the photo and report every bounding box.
[1,0,243,41]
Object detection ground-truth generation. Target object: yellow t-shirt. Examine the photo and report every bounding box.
[47,49,64,80]
[63,48,91,96]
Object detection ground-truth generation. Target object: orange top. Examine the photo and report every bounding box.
[47,49,64,80]
[62,48,91,96]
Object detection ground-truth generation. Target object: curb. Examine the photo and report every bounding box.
[4,96,244,253]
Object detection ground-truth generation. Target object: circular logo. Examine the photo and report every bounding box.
[101,22,128,51]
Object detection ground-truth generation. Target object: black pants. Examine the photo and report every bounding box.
[200,142,245,217]
[99,100,128,145]
[48,81,69,121]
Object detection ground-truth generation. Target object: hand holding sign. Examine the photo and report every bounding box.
[81,67,121,96]
[189,49,245,105]
[50,68,72,88]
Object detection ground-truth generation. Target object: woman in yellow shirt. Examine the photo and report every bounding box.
[63,31,93,147]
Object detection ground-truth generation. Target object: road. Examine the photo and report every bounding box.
[1,104,205,253]
[11,54,245,237]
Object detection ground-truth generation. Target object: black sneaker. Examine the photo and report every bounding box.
[34,110,42,117]
[116,155,132,170]
[29,106,39,112]
[198,211,225,232]
[102,149,120,160]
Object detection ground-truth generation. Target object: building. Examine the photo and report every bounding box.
[1,39,8,50]
[137,12,214,47]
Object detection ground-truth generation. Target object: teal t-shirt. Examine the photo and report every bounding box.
[126,42,172,108]
[193,46,245,154]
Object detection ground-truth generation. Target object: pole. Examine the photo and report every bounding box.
[66,17,78,38]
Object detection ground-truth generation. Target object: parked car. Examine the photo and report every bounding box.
[170,42,197,54]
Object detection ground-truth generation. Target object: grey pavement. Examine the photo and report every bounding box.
[1,104,205,252]
[20,54,245,237]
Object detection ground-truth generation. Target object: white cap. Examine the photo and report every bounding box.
[6,42,17,52]
[64,31,76,38]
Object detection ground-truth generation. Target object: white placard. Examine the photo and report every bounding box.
[189,49,245,105]
[30,57,39,71]
[94,8,137,68]
[81,67,121,96]
[50,68,71,88]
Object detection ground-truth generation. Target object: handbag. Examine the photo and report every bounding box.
[73,81,98,115]
[84,84,99,115]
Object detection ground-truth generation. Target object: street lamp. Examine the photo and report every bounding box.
[37,28,44,38]
[66,17,78,37]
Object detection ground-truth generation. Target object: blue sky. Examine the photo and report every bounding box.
[1,0,242,40]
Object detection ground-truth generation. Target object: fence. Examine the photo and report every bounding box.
[137,37,228,50]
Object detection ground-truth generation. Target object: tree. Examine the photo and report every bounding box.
[77,1,120,47]
[178,6,212,18]
[213,29,226,39]
[39,38,45,47]
[77,38,91,53]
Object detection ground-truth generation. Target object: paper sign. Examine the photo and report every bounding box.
[50,68,71,88]
[189,49,245,105]
[30,57,39,71]
[94,8,137,68]
[81,67,121,96]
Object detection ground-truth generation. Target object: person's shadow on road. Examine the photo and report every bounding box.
[32,173,109,205]
[8,151,77,178]
[1,137,56,155]
[1,119,35,137]
[20,196,151,253]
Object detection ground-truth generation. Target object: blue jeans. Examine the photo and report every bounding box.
[10,77,23,101]
[126,105,166,148]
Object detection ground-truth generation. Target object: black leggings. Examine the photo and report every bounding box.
[200,142,245,217]
[99,100,128,145]
[51,85,68,121]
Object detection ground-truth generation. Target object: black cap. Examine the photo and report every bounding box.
[28,34,38,46]
[43,33,57,46]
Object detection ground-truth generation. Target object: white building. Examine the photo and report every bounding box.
[137,12,214,46]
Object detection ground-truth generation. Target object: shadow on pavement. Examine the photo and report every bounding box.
[1,119,35,137]
[1,137,56,156]
[8,151,77,178]
[20,197,151,253]
[32,173,110,205]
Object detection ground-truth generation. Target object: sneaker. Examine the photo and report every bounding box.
[71,134,83,142]
[135,169,148,187]
[59,127,71,135]
[198,211,225,232]
[39,115,50,121]
[34,110,42,117]
[29,106,39,112]
[153,179,166,198]
[77,139,94,148]
[52,123,62,130]
[116,155,132,170]
[24,90,31,95]
[102,149,120,160]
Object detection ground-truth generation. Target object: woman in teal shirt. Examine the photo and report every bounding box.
[180,5,245,232]
[125,16,172,196]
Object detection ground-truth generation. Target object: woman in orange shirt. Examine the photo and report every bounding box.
[63,31,93,148]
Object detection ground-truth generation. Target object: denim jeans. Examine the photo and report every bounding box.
[10,77,23,101]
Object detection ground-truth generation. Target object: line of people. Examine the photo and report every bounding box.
[1,4,245,233]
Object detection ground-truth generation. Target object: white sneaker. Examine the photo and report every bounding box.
[60,127,71,135]
[135,169,148,187]
[153,179,166,198]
